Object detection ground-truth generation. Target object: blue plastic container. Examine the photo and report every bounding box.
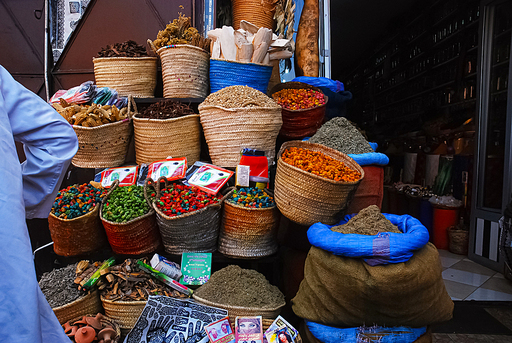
[209,59,273,94]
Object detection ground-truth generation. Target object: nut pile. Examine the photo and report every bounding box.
[227,187,274,208]
[201,86,279,108]
[52,99,129,127]
[152,14,211,52]
[272,88,326,110]
[51,183,106,220]
[97,40,148,57]
[138,99,195,119]
[309,117,374,154]
[153,184,220,217]
[102,185,151,223]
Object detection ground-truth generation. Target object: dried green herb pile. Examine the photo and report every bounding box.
[39,263,82,308]
[194,265,285,308]
[138,100,195,119]
[331,205,402,235]
[309,117,374,154]
[97,40,148,57]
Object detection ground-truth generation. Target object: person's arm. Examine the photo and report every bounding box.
[0,65,78,218]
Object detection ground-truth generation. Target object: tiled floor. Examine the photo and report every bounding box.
[439,249,512,301]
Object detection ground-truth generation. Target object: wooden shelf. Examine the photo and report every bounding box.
[492,59,510,68]
[431,54,461,70]
[495,27,511,40]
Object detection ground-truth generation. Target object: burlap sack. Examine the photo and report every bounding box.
[292,243,453,327]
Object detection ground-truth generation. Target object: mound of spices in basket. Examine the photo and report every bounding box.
[40,263,82,308]
[272,88,326,110]
[138,99,194,119]
[194,265,285,308]
[103,186,150,223]
[331,205,402,235]
[201,85,278,108]
[51,183,106,219]
[152,184,220,217]
[97,40,148,57]
[309,117,374,155]
[227,187,275,208]
[281,147,362,182]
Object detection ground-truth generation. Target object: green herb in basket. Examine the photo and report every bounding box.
[103,185,150,222]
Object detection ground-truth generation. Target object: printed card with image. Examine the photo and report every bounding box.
[204,317,235,343]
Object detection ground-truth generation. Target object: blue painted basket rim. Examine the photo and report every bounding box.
[210,58,273,68]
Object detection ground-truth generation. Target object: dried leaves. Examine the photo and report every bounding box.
[152,14,211,52]
[52,98,128,127]
[138,99,195,119]
[97,40,148,57]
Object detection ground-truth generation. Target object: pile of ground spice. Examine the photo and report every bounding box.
[194,265,285,308]
[97,40,148,57]
[138,99,195,119]
[309,117,374,154]
[331,205,402,235]
[39,263,83,308]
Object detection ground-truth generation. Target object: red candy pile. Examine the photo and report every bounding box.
[153,184,220,217]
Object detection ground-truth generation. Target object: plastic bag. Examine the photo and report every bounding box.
[292,76,344,93]
[49,81,96,104]
[429,195,462,208]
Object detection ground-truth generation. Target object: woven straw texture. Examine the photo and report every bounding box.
[93,57,158,97]
[231,0,276,30]
[133,114,201,165]
[145,177,227,255]
[209,59,273,94]
[48,205,108,257]
[274,141,364,226]
[100,180,161,256]
[198,104,282,168]
[157,45,210,98]
[449,228,469,255]
[219,189,279,258]
[101,296,146,331]
[270,82,328,139]
[53,290,102,324]
[66,314,122,343]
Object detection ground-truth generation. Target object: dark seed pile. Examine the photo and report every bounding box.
[194,265,285,308]
[97,40,148,57]
[331,205,402,235]
[39,263,82,308]
[138,100,195,119]
[309,117,374,154]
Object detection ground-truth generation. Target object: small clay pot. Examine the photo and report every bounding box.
[85,316,102,330]
[74,316,89,326]
[98,327,117,343]
[66,326,78,338]
[75,326,96,343]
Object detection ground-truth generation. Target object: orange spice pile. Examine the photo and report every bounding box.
[281,147,361,182]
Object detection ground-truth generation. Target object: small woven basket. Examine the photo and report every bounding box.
[145,177,228,255]
[231,0,276,30]
[448,227,469,255]
[219,188,279,258]
[274,141,364,226]
[133,113,201,165]
[48,204,108,257]
[65,314,122,343]
[209,59,273,94]
[270,82,328,139]
[72,96,136,168]
[53,290,102,325]
[101,296,146,333]
[93,56,158,97]
[198,102,282,168]
[100,180,161,256]
[157,45,210,98]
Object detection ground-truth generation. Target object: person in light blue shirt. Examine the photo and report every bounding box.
[0,64,78,343]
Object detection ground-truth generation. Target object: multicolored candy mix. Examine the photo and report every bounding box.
[51,183,106,219]
[153,184,220,217]
[227,187,274,208]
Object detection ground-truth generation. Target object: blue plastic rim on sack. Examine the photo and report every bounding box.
[209,59,273,94]
[305,321,427,343]
[307,213,430,265]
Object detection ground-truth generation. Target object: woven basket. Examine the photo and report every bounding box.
[65,314,122,343]
[231,0,276,30]
[274,141,364,226]
[157,45,210,98]
[209,59,273,94]
[133,113,201,165]
[270,82,328,139]
[100,180,161,256]
[101,296,146,332]
[145,177,228,255]
[219,188,279,258]
[93,57,158,97]
[448,227,469,255]
[53,290,102,324]
[48,204,108,257]
[198,103,282,168]
[72,96,136,168]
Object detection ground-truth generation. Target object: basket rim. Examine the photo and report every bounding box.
[133,113,199,121]
[277,140,365,186]
[192,293,286,312]
[73,118,131,131]
[52,289,98,311]
[156,44,210,56]
[210,58,272,68]
[100,295,148,305]
[198,103,281,112]
[93,56,158,62]
[49,203,100,222]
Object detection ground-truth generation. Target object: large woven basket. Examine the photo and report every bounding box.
[231,0,276,30]
[100,180,161,256]
[53,290,102,324]
[448,227,469,255]
[93,56,158,97]
[72,96,135,168]
[48,205,108,257]
[274,141,364,226]
[198,102,282,168]
[145,177,228,255]
[219,188,279,258]
[101,296,146,333]
[133,113,201,165]
[157,45,210,98]
[209,59,273,94]
[65,314,122,343]
[270,82,328,139]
